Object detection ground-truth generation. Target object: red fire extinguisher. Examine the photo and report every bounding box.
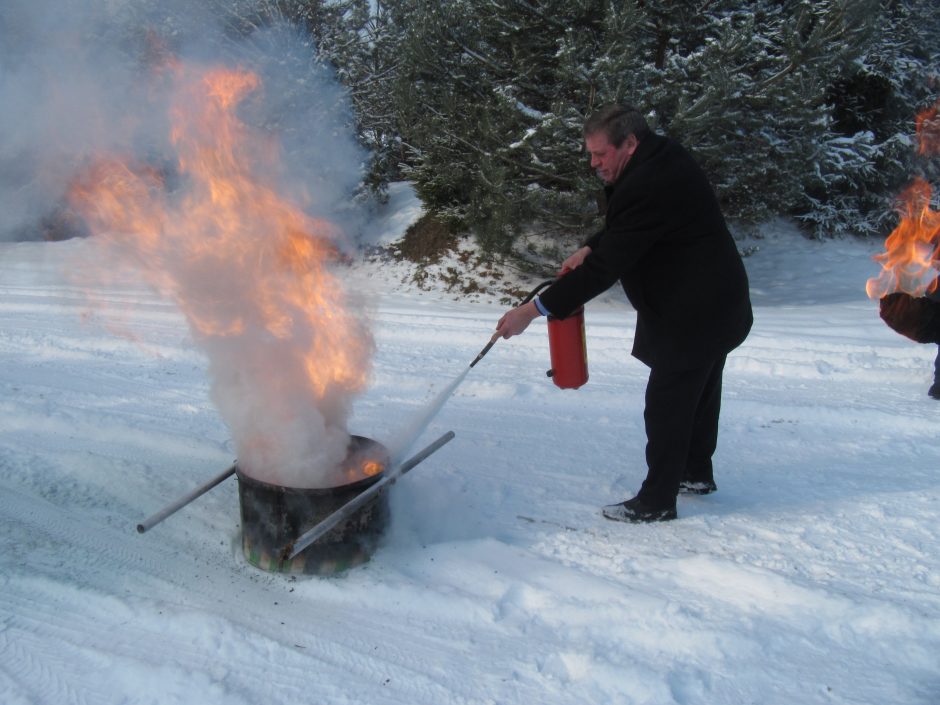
[468,275,588,389]
[546,305,589,389]
[525,274,589,389]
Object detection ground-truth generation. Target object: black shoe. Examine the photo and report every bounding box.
[602,496,677,523]
[929,381,940,400]
[678,479,717,495]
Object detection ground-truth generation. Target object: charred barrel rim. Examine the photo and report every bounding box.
[235,435,390,576]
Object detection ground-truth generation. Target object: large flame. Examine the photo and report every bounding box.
[866,99,940,300]
[68,62,373,487]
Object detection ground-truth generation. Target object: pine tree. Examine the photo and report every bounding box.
[303,0,408,198]
[387,0,615,251]
[337,0,938,248]
[586,1,880,225]
[798,0,940,237]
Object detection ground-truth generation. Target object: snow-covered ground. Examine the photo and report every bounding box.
[2,210,939,704]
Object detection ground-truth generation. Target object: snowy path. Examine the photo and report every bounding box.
[1,237,939,705]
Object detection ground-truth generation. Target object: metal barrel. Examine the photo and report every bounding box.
[285,430,455,560]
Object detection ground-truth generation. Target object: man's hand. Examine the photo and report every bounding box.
[561,246,591,273]
[495,301,540,339]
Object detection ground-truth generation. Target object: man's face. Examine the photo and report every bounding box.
[585,132,638,183]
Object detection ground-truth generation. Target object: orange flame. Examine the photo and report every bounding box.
[362,460,384,477]
[68,62,372,482]
[915,101,940,156]
[337,459,384,485]
[344,459,386,484]
[866,100,940,300]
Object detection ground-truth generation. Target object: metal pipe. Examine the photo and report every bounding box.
[136,464,236,534]
[285,430,455,560]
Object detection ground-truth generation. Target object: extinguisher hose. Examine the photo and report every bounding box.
[469,278,557,368]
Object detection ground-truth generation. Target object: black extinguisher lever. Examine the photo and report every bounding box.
[469,279,556,368]
[519,279,557,305]
[469,276,590,390]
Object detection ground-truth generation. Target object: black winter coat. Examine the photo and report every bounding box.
[538,133,753,370]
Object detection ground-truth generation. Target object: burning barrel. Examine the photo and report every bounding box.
[236,435,390,575]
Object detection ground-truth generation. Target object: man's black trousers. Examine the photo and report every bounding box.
[637,355,727,509]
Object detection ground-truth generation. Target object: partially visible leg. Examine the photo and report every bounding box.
[681,356,727,493]
[636,359,719,509]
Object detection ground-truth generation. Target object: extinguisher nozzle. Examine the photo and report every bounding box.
[469,334,499,368]
[546,369,554,378]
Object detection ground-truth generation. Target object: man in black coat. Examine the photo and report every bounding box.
[495,104,753,522]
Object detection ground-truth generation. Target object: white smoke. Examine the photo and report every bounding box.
[2,0,376,488]
[0,0,366,242]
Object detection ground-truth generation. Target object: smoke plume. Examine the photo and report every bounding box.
[2,0,376,487]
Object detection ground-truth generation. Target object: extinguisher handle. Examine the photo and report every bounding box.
[470,278,556,369]
[519,279,557,306]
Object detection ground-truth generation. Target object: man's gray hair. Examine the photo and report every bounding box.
[583,104,651,146]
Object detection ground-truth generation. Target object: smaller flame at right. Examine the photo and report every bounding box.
[866,100,940,300]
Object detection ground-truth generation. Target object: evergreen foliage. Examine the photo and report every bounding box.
[382,0,611,251]
[797,0,940,237]
[128,0,940,247]
[5,0,934,247]
[310,1,407,198]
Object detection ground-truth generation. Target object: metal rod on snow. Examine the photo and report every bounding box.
[285,430,456,560]
[136,464,236,534]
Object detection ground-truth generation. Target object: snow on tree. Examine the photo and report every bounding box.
[335,0,939,250]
